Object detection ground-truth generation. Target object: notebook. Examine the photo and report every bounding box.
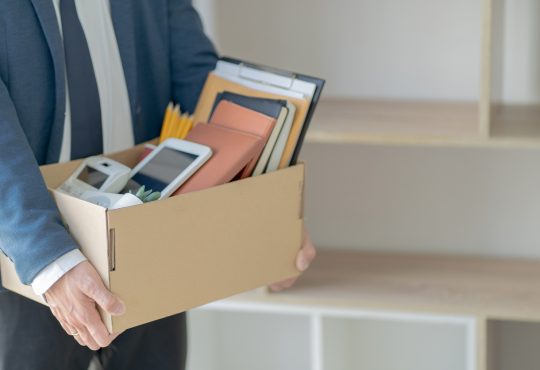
[211,92,288,118]
[173,124,264,195]
[193,72,310,169]
[265,101,296,173]
[210,100,277,177]
[211,92,290,176]
[215,57,325,166]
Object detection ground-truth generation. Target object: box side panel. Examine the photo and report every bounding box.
[51,192,113,331]
[107,164,305,332]
[0,191,114,329]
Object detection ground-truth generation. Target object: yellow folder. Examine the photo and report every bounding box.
[193,73,309,169]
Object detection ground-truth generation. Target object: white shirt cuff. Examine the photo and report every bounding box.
[31,249,87,296]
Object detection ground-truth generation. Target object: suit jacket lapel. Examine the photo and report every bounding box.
[30,0,67,163]
[110,0,138,117]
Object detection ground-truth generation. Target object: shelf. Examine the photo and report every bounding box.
[306,100,540,148]
[491,104,540,139]
[323,317,467,370]
[219,250,540,322]
[307,99,480,143]
[187,310,312,370]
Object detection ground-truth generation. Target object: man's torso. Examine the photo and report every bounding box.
[0,0,173,164]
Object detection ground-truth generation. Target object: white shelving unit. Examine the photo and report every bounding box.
[187,1,540,369]
[187,250,540,370]
[188,301,475,370]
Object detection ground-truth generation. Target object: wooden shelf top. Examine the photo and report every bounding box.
[228,250,540,321]
[306,99,540,148]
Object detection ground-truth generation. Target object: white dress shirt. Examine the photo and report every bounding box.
[32,0,134,296]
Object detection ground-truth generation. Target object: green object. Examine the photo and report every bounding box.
[130,185,161,203]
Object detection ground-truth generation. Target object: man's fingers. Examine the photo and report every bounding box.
[51,307,78,338]
[84,308,114,348]
[70,321,100,351]
[270,277,297,292]
[296,234,316,272]
[80,280,125,316]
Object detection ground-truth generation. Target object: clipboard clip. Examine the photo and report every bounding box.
[237,62,297,90]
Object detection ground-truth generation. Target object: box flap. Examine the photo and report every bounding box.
[106,164,304,331]
[51,191,113,330]
[40,160,83,189]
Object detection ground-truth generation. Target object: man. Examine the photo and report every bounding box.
[0,1,316,369]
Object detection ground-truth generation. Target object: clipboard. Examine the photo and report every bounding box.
[195,57,325,167]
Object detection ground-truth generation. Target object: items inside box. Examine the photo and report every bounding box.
[57,58,324,209]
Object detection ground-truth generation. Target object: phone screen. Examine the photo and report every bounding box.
[130,148,198,192]
[77,166,109,189]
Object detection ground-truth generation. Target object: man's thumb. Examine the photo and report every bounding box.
[85,283,126,316]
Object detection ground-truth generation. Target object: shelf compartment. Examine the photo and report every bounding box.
[490,105,540,139]
[187,310,312,370]
[307,99,481,143]
[323,316,467,370]
[487,319,540,370]
[307,100,540,147]
[217,250,540,323]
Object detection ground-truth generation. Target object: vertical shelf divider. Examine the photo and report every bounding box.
[310,313,324,370]
[479,0,493,138]
[472,317,488,370]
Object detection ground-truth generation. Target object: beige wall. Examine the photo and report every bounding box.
[195,0,540,103]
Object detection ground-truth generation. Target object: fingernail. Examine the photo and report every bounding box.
[297,256,310,271]
[112,300,126,316]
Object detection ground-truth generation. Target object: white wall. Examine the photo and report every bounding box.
[301,142,540,258]
[492,0,540,104]
[195,0,540,104]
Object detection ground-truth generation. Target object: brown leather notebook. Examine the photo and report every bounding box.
[173,123,264,195]
[193,73,310,169]
[210,100,276,177]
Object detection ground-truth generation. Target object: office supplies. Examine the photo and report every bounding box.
[173,113,186,138]
[58,156,131,198]
[174,123,264,195]
[159,102,174,143]
[210,92,290,175]
[159,103,195,142]
[193,73,310,169]
[208,57,325,167]
[129,138,212,199]
[265,101,297,173]
[210,101,276,177]
[210,91,288,118]
[179,116,194,139]
[169,105,181,138]
[79,190,130,208]
[77,189,157,209]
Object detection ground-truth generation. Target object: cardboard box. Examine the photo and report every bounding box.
[0,142,304,332]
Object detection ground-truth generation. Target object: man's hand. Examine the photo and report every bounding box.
[270,229,316,291]
[44,261,126,350]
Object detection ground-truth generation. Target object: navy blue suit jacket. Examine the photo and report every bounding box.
[0,0,218,288]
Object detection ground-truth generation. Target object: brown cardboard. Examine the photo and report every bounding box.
[0,142,304,333]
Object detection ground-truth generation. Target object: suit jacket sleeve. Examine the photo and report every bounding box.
[0,78,79,285]
[168,0,219,113]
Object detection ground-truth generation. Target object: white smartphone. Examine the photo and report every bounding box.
[58,156,132,198]
[127,138,212,199]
